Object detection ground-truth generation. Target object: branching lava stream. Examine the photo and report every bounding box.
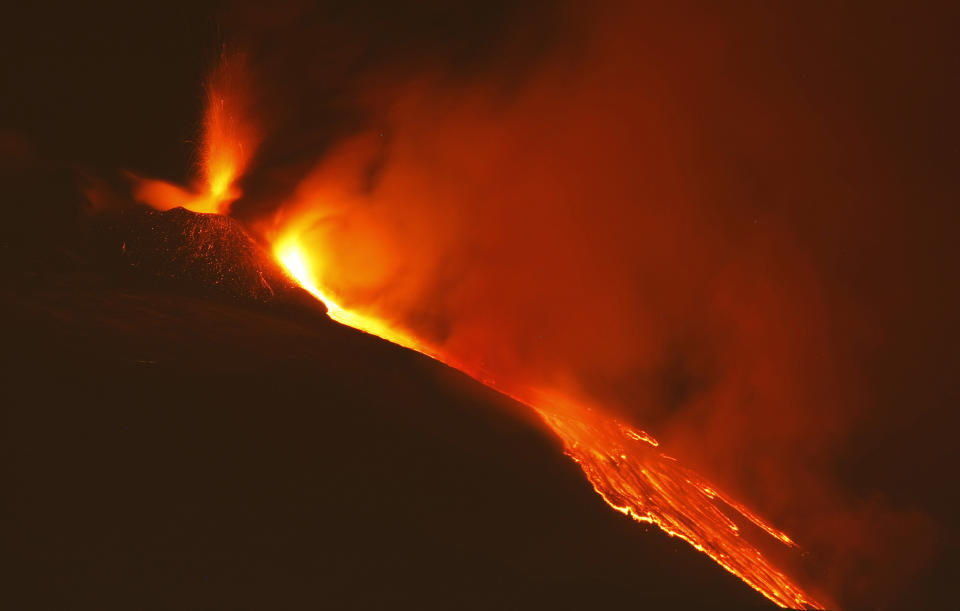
[274,238,824,610]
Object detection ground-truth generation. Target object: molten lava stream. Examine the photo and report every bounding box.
[274,239,824,610]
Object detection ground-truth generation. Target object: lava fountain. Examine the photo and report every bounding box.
[129,48,259,215]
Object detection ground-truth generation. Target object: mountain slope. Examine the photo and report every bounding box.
[2,256,775,609]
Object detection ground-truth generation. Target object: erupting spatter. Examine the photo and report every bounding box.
[129,49,259,215]
[273,238,824,610]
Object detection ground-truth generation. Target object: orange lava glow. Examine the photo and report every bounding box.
[130,49,258,215]
[273,232,824,610]
[274,239,427,352]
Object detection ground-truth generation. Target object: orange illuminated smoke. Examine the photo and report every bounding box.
[130,49,259,215]
[272,235,824,610]
[275,239,427,352]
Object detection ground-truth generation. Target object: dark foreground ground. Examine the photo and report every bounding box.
[1,264,778,609]
[0,142,788,608]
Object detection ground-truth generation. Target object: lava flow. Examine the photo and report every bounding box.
[272,236,824,610]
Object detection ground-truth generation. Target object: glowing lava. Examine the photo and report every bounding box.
[275,239,430,353]
[273,233,824,610]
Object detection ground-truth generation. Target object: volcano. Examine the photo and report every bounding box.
[4,205,777,609]
[4,2,959,609]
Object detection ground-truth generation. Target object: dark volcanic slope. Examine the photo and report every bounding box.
[2,252,776,609]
